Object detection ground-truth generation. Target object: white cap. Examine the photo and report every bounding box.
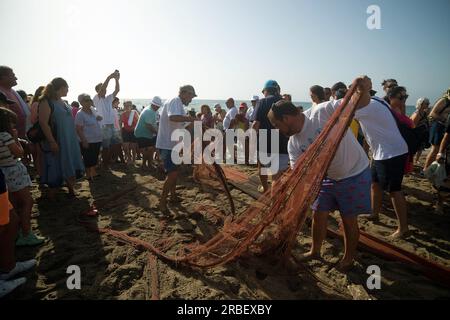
[150,96,163,108]
[250,95,259,101]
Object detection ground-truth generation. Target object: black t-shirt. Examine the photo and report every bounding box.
[256,94,289,154]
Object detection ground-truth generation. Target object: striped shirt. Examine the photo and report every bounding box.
[0,132,18,167]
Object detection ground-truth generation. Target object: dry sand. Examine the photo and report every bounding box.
[7,160,450,300]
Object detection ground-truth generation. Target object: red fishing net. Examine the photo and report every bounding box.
[92,81,362,269]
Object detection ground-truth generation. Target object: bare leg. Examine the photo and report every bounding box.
[300,211,329,260]
[258,162,269,193]
[338,215,360,269]
[132,143,138,163]
[10,188,33,236]
[66,176,76,195]
[415,150,423,166]
[123,143,130,164]
[159,170,178,212]
[390,191,409,238]
[140,148,148,168]
[424,145,439,170]
[148,147,155,167]
[369,182,382,220]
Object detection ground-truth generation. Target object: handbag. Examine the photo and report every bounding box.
[26,100,55,143]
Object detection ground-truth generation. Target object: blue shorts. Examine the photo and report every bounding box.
[312,167,372,217]
[102,125,121,148]
[159,149,178,173]
[429,121,446,146]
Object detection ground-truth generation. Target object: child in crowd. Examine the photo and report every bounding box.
[0,107,44,246]
[0,94,37,297]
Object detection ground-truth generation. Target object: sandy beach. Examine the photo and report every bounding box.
[7,158,450,300]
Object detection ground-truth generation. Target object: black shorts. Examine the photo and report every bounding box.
[371,154,408,193]
[137,137,156,149]
[122,130,136,143]
[80,142,101,168]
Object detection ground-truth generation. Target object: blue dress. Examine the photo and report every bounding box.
[41,100,85,188]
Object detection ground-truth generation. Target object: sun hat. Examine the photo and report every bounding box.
[150,96,163,108]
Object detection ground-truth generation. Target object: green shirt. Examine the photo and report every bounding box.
[134,107,157,139]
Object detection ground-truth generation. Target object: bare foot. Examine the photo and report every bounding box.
[297,251,321,262]
[258,185,269,193]
[389,229,410,239]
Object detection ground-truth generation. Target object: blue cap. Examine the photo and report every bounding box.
[262,80,279,92]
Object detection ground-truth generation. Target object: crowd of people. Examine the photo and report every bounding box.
[0,64,449,297]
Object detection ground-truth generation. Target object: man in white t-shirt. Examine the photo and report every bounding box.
[353,76,409,239]
[93,71,120,168]
[268,100,370,271]
[156,85,197,213]
[223,98,238,130]
[222,98,238,161]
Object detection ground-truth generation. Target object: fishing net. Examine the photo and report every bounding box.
[104,80,362,268]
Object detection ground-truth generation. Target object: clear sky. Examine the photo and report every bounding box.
[1,0,449,104]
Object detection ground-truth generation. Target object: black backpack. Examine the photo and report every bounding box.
[26,100,56,143]
[373,97,421,155]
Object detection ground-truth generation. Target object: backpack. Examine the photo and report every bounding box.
[26,100,56,143]
[373,97,421,155]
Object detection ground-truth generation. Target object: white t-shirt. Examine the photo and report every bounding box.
[93,94,115,126]
[288,101,369,181]
[156,97,187,150]
[223,107,238,130]
[354,98,408,161]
